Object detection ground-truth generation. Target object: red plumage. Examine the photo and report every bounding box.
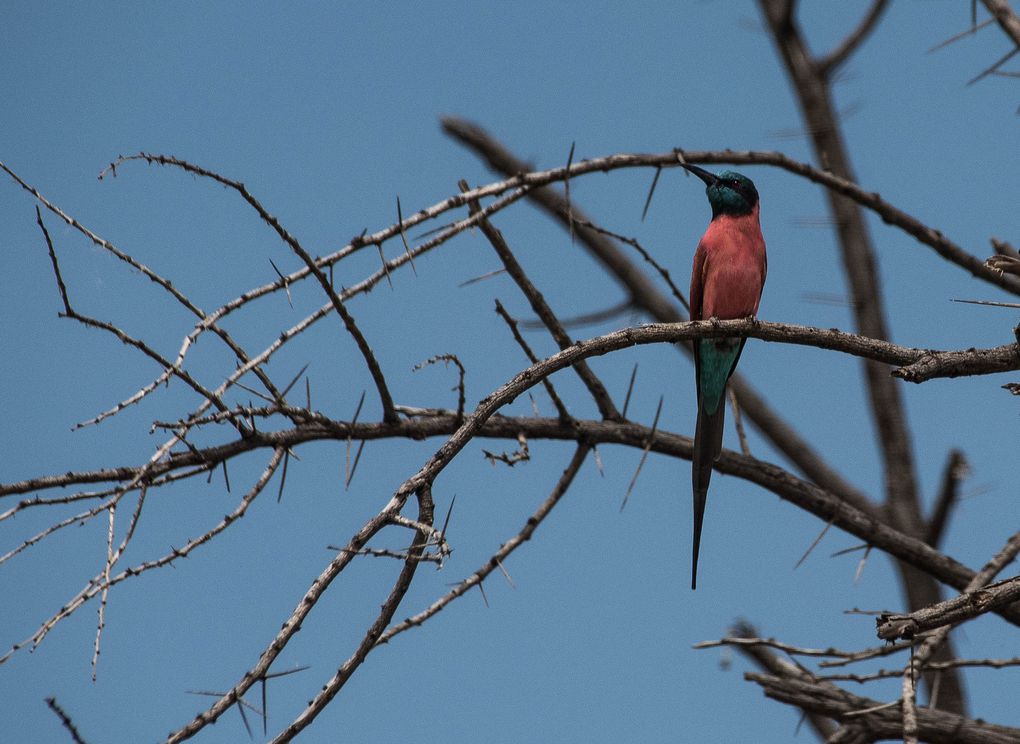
[689,200,767,590]
[689,203,767,323]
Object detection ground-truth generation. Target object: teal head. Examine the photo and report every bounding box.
[680,163,759,219]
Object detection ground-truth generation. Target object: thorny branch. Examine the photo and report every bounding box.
[877,575,1020,641]
[4,71,1020,738]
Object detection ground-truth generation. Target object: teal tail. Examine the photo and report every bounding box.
[691,337,744,590]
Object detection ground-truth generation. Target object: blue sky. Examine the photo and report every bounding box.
[3,3,1020,743]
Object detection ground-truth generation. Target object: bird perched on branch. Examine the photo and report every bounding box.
[681,163,767,590]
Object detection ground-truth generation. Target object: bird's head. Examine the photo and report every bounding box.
[680,163,759,219]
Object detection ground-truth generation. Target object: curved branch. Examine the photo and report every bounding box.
[8,337,1018,629]
[982,0,1020,48]
[376,443,590,645]
[267,485,435,743]
[877,574,1020,641]
[4,318,1018,501]
[109,153,398,424]
[443,116,869,513]
[817,0,890,78]
[749,672,1020,743]
[163,476,417,743]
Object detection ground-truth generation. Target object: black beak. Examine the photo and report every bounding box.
[679,162,718,187]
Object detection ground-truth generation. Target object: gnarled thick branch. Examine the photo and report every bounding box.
[877,575,1020,641]
[749,672,1020,744]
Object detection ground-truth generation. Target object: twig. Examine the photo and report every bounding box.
[493,299,570,421]
[463,179,621,420]
[440,118,893,519]
[816,0,891,77]
[574,218,690,312]
[100,153,398,423]
[45,698,90,744]
[1,450,285,666]
[376,444,590,645]
[413,355,466,422]
[748,671,1020,742]
[925,449,969,548]
[267,485,435,742]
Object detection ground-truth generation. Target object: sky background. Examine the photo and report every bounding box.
[3,2,1020,743]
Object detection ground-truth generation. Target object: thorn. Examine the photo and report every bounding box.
[439,495,456,546]
[495,558,515,588]
[458,267,507,287]
[277,449,290,503]
[853,545,872,585]
[280,363,310,400]
[621,395,664,511]
[268,258,293,307]
[377,244,393,289]
[565,141,576,243]
[621,363,638,419]
[926,17,994,53]
[830,543,868,558]
[345,391,367,489]
[951,297,1020,309]
[641,166,662,221]
[967,46,1020,86]
[794,518,834,569]
[261,678,268,736]
[396,196,417,275]
[346,441,366,490]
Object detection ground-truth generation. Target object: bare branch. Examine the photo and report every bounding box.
[463,180,621,420]
[982,0,1020,48]
[925,450,969,548]
[758,0,968,711]
[376,444,590,645]
[877,574,1020,641]
[748,671,1020,743]
[817,0,890,78]
[45,698,90,744]
[105,153,399,424]
[493,300,571,421]
[266,482,431,742]
[5,318,1019,502]
[719,621,837,741]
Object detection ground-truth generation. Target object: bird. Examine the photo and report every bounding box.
[681,163,767,590]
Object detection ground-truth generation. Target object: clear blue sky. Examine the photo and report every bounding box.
[3,3,1020,743]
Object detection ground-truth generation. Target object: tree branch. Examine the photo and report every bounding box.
[817,0,891,78]
[463,181,621,420]
[104,153,399,424]
[377,443,590,645]
[749,672,1020,743]
[877,574,1020,641]
[758,0,967,713]
[982,0,1020,48]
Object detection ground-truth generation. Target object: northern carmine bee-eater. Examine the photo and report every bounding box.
[681,163,767,590]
